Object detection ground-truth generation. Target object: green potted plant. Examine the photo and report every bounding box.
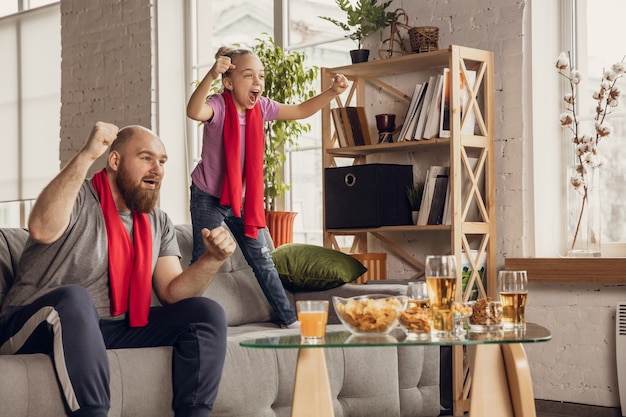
[319,0,395,63]
[252,35,318,245]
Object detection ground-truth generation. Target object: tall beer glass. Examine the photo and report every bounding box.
[497,270,528,330]
[425,255,457,335]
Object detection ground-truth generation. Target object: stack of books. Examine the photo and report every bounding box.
[329,68,476,148]
[416,165,450,226]
[396,68,477,142]
[416,156,483,226]
[330,106,372,147]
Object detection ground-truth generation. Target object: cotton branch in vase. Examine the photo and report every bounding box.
[555,51,625,251]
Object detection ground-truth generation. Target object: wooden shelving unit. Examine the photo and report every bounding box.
[320,45,496,416]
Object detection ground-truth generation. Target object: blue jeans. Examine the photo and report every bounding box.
[189,183,297,326]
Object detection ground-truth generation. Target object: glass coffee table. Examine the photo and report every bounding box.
[241,323,551,417]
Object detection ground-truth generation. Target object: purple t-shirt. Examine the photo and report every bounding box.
[191,94,280,198]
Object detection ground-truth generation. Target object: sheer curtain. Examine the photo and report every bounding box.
[0,4,60,226]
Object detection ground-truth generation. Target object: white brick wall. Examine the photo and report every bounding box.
[59,0,152,173]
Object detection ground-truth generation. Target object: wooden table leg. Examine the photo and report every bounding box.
[469,344,536,417]
[291,348,334,417]
[470,344,514,417]
[501,344,537,417]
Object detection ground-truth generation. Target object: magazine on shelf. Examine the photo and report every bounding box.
[427,174,449,225]
[413,75,438,140]
[397,83,424,142]
[343,106,372,146]
[416,165,449,225]
[422,75,444,139]
[404,83,428,141]
[330,107,350,148]
[439,68,477,138]
[333,106,372,147]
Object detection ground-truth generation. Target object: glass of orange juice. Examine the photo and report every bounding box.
[296,300,329,344]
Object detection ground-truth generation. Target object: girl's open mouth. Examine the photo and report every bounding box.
[249,90,260,103]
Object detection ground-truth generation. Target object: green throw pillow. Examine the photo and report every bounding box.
[271,243,368,291]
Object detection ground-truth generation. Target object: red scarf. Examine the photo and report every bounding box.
[220,90,266,238]
[92,168,152,327]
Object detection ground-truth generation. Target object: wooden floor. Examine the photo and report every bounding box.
[457,412,619,417]
[535,401,621,417]
[451,401,622,417]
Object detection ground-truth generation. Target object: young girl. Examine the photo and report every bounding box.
[186,47,348,327]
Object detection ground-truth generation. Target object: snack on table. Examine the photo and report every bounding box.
[469,297,502,326]
[452,302,472,317]
[333,295,407,334]
[399,306,432,334]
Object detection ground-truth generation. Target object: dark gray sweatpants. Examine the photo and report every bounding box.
[0,285,227,417]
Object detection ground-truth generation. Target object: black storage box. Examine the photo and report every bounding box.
[325,164,413,229]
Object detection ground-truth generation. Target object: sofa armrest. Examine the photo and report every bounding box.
[291,283,407,325]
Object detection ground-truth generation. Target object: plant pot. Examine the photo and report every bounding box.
[350,49,370,64]
[265,211,298,248]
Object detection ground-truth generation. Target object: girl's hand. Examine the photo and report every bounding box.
[330,73,349,95]
[210,56,235,79]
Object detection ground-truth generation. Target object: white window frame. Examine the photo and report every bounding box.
[530,0,626,257]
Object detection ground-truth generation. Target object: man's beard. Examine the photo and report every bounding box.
[116,165,160,213]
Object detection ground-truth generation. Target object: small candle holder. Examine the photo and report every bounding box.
[375,113,396,143]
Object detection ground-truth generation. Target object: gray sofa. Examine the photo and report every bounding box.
[0,225,440,417]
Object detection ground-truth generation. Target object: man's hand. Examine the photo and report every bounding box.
[153,226,236,304]
[28,121,122,242]
[201,226,236,262]
[80,121,120,162]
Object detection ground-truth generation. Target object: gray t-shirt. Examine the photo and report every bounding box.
[1,180,181,321]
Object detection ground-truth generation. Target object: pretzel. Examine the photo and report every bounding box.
[469,298,502,326]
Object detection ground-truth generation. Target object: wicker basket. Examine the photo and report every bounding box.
[409,26,439,53]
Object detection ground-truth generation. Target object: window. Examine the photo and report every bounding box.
[0,1,60,227]
[0,1,58,17]
[568,0,626,253]
[186,0,351,244]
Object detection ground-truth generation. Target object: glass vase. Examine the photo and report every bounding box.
[567,165,601,257]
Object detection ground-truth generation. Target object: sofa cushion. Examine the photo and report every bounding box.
[271,243,367,291]
[0,228,29,309]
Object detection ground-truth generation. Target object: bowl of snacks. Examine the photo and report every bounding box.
[398,304,432,339]
[333,294,408,336]
[468,298,503,331]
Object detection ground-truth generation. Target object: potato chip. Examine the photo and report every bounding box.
[335,296,406,333]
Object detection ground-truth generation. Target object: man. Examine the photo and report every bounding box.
[0,121,236,417]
